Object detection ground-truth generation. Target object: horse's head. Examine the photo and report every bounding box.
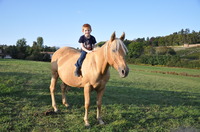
[106,32,129,78]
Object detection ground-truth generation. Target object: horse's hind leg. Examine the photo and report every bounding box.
[50,71,59,112]
[61,82,70,108]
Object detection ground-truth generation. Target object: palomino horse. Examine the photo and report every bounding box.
[50,32,129,126]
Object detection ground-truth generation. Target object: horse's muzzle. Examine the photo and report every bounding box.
[118,66,129,78]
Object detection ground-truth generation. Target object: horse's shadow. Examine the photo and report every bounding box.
[30,79,200,109]
[58,83,200,110]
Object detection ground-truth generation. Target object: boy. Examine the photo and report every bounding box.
[74,24,97,77]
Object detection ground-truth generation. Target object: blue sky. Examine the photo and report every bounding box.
[0,0,200,48]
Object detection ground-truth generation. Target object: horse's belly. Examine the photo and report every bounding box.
[58,58,84,87]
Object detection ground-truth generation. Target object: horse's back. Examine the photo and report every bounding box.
[51,47,80,72]
[52,47,80,61]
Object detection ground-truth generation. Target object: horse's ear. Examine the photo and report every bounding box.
[120,32,125,41]
[111,32,116,42]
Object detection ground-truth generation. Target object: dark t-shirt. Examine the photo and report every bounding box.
[78,35,96,50]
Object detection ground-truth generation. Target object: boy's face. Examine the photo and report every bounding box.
[83,27,91,37]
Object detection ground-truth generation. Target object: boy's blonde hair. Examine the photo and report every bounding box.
[82,24,92,31]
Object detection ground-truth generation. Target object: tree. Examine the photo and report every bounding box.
[144,46,155,55]
[6,45,19,59]
[179,29,184,35]
[37,37,44,50]
[31,41,41,60]
[146,37,150,46]
[96,41,105,47]
[158,37,165,46]
[16,38,28,59]
[152,37,159,46]
[135,38,145,43]
[128,42,144,58]
[185,28,190,34]
[123,39,132,46]
[16,38,27,51]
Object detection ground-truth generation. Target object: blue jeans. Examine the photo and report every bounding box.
[75,51,87,68]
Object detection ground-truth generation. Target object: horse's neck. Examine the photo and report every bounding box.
[95,45,110,75]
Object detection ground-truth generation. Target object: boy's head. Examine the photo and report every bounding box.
[82,24,92,31]
[82,24,92,37]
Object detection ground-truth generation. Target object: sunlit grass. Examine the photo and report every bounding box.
[0,59,200,131]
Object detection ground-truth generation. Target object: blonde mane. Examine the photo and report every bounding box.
[103,38,128,59]
[111,38,128,55]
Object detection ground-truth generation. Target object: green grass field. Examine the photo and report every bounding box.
[0,59,200,132]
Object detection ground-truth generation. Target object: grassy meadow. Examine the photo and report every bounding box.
[0,59,200,132]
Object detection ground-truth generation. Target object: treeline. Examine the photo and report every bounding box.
[125,28,200,47]
[1,37,58,61]
[124,29,200,68]
[1,28,200,68]
[97,28,200,68]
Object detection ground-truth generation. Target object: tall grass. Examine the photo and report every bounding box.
[0,59,200,131]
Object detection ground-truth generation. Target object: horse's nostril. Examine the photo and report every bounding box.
[118,67,129,78]
[122,70,125,75]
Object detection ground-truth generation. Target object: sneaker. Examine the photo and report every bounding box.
[74,67,81,77]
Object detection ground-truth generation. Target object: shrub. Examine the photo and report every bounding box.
[156,46,176,55]
[166,55,181,67]
[42,53,51,62]
[140,55,173,66]
[182,52,200,60]
[167,48,176,55]
[156,46,168,55]
[177,59,200,68]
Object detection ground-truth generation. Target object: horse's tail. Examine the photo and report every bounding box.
[51,47,65,72]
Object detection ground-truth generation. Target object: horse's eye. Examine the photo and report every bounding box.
[112,49,116,52]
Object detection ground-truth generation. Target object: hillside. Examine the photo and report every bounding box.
[175,46,200,59]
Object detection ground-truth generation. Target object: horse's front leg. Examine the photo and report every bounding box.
[96,87,105,125]
[84,84,91,127]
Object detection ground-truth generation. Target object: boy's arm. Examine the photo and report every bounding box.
[92,43,97,50]
[93,43,97,48]
[81,43,92,53]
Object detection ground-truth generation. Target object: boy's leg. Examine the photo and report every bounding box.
[74,67,81,77]
[75,51,87,77]
[76,51,87,67]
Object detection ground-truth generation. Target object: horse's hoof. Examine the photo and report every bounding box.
[54,109,60,113]
[85,124,91,129]
[64,104,70,108]
[98,120,105,125]
[99,121,105,125]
